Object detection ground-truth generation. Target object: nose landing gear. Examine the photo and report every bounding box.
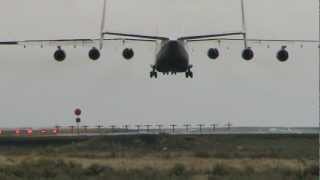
[150,71,157,78]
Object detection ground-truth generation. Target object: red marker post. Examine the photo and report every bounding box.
[74,108,82,136]
[74,108,82,116]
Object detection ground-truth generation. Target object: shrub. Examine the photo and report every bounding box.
[138,135,160,146]
[170,163,186,176]
[85,164,113,176]
[210,163,232,176]
[303,164,319,176]
[194,151,210,158]
[243,165,255,175]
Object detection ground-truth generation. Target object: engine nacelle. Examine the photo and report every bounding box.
[88,47,100,60]
[122,48,134,60]
[207,48,219,59]
[277,46,289,62]
[242,47,254,61]
[54,47,66,62]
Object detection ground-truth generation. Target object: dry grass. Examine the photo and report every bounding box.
[0,135,317,179]
[57,157,318,173]
[2,154,315,173]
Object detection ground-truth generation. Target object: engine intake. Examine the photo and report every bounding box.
[54,47,66,62]
[277,46,289,62]
[89,47,100,60]
[207,48,219,59]
[242,47,254,61]
[122,48,134,60]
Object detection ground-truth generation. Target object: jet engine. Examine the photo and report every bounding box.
[88,47,100,60]
[207,48,219,59]
[242,47,254,60]
[122,48,134,60]
[277,46,289,62]
[54,47,66,62]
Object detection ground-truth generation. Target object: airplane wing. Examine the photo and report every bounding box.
[103,31,169,41]
[0,37,158,48]
[178,31,319,53]
[183,37,319,61]
[178,32,245,41]
[0,36,163,61]
[185,38,319,45]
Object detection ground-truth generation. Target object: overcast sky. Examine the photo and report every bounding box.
[0,0,318,128]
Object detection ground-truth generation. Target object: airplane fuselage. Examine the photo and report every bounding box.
[154,40,190,73]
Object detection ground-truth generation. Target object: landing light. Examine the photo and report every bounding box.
[27,129,33,135]
[15,129,20,135]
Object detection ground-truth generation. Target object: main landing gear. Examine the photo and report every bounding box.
[150,65,157,78]
[185,65,193,78]
[149,65,193,79]
[185,71,193,78]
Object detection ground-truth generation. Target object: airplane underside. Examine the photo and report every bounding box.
[150,41,193,79]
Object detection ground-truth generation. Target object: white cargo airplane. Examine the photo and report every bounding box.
[0,0,318,78]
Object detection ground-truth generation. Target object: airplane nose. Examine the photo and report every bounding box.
[168,41,179,47]
[166,41,180,55]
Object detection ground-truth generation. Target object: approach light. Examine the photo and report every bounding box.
[122,48,134,60]
[277,46,289,62]
[242,47,254,61]
[54,46,66,62]
[15,129,20,135]
[207,48,219,59]
[27,129,33,135]
[88,47,100,60]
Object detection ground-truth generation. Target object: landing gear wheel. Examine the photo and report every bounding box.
[185,71,193,78]
[150,71,157,79]
[150,65,157,79]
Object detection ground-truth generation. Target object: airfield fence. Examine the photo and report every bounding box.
[0,123,318,136]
